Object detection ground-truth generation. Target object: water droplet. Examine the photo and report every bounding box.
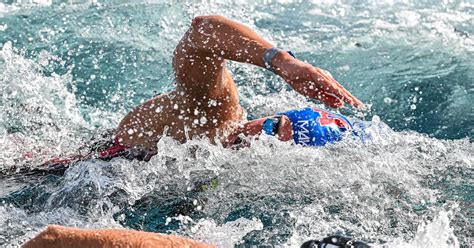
[384,97,394,104]
[372,115,381,122]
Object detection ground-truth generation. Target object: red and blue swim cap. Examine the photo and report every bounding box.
[280,107,353,146]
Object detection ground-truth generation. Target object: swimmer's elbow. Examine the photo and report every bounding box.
[186,15,236,52]
[188,15,227,50]
[191,15,226,28]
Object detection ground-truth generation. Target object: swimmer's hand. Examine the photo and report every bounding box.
[275,55,365,109]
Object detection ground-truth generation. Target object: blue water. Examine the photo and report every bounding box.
[0,1,472,247]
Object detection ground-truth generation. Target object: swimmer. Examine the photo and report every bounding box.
[104,15,364,161]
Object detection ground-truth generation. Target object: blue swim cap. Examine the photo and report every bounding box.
[279,107,353,146]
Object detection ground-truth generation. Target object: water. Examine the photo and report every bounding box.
[0,0,473,247]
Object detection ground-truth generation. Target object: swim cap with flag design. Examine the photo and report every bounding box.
[279,107,353,146]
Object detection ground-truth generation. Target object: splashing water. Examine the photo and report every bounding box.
[0,1,473,247]
[0,42,88,169]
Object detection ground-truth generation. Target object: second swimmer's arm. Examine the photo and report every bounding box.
[22,225,215,248]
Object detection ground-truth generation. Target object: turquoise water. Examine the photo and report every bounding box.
[0,0,473,247]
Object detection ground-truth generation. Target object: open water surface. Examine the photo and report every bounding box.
[0,0,473,247]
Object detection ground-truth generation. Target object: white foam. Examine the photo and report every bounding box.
[390,210,460,248]
[0,43,88,168]
[186,217,263,247]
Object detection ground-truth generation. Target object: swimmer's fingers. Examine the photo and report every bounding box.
[280,60,364,108]
[311,68,365,109]
[330,77,365,109]
[309,68,348,104]
[321,92,344,108]
[309,90,344,108]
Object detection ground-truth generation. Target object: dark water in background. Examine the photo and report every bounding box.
[0,1,473,247]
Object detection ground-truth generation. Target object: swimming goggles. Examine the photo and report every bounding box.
[262,116,282,135]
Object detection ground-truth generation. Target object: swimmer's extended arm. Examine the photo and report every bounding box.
[176,15,363,109]
[22,225,215,248]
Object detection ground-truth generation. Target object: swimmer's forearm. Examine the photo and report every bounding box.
[186,15,294,70]
[223,116,293,147]
[22,225,215,248]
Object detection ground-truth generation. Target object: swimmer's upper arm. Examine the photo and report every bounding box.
[172,15,277,94]
[181,15,272,65]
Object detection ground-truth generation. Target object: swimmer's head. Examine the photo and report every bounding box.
[263,107,353,146]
